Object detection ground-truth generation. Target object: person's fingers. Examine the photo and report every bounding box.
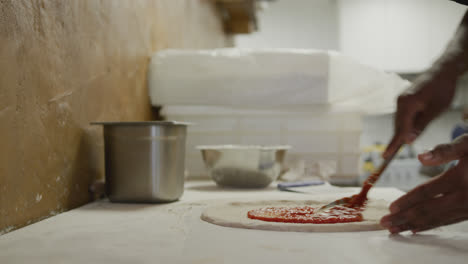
[397,210,468,233]
[412,110,437,139]
[381,191,468,233]
[383,94,424,159]
[418,135,468,166]
[382,134,404,159]
[402,191,466,225]
[382,190,463,228]
[388,224,415,234]
[412,214,468,233]
[380,214,392,226]
[396,94,425,144]
[388,167,460,214]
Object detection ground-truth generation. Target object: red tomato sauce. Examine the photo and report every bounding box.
[247,205,363,224]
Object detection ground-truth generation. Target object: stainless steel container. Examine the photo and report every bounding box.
[92,121,188,203]
[197,145,291,188]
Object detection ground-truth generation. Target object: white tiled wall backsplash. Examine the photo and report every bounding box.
[166,107,363,180]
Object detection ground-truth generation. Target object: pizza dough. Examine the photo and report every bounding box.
[201,199,389,232]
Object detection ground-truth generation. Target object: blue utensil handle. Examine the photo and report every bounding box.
[277,181,325,189]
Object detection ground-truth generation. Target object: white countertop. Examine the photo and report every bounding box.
[1,181,468,264]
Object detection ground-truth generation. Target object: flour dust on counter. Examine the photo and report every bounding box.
[201,199,389,232]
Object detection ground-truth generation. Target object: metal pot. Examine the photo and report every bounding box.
[92,121,188,203]
[197,145,291,188]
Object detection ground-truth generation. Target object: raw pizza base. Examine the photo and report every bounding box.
[201,199,389,232]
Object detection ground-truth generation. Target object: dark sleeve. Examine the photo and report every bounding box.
[452,0,468,5]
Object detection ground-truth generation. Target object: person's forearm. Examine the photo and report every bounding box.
[430,11,468,78]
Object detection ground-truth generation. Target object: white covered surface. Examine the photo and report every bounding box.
[149,49,329,107]
[149,49,409,113]
[1,181,468,264]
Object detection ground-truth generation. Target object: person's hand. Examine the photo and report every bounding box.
[380,135,468,233]
[383,71,457,159]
